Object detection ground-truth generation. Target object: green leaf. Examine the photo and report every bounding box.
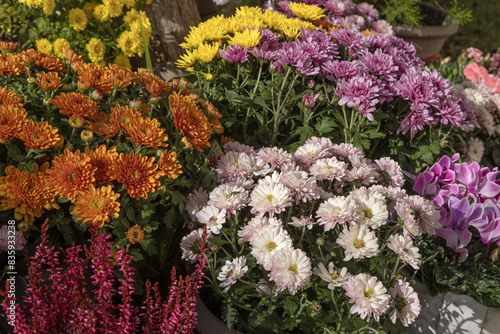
[224,303,238,329]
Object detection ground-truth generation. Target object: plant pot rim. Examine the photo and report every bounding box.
[393,23,459,38]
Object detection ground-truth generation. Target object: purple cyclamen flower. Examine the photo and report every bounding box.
[335,73,380,121]
[219,44,249,63]
[302,93,320,108]
[469,200,500,245]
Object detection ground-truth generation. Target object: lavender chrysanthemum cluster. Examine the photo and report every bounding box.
[221,27,477,138]
[181,137,439,327]
[413,153,500,262]
[265,0,393,34]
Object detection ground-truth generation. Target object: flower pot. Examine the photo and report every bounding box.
[393,23,458,59]
[195,295,243,334]
[403,281,500,334]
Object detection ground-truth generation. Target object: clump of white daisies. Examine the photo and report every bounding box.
[181,137,438,333]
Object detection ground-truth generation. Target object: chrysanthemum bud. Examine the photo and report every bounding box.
[311,302,321,312]
[65,143,73,150]
[91,89,103,101]
[316,237,324,246]
[43,97,52,105]
[69,115,84,128]
[62,83,73,91]
[143,225,152,234]
[52,136,64,150]
[81,130,93,142]
[149,95,160,103]
[310,311,319,319]
[490,248,499,262]
[210,244,219,252]
[77,80,90,91]
[188,221,196,230]
[27,77,36,84]
[18,222,29,232]
[129,99,142,109]
[301,292,307,299]
[156,185,166,194]
[437,246,445,254]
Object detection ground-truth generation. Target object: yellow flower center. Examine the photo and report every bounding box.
[91,197,103,208]
[364,288,374,298]
[364,208,373,218]
[266,194,274,202]
[288,264,298,274]
[68,172,75,181]
[354,239,365,248]
[227,270,233,277]
[266,241,277,251]
[331,273,339,279]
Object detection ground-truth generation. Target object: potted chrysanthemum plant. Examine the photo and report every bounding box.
[180,137,440,334]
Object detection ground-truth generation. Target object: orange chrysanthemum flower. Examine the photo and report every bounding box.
[85,112,119,140]
[0,105,27,143]
[112,151,164,199]
[0,42,17,52]
[51,92,100,119]
[35,53,67,72]
[125,224,144,244]
[108,63,139,89]
[123,116,169,149]
[204,101,222,120]
[62,47,83,65]
[70,184,120,227]
[17,49,39,64]
[129,98,150,115]
[158,150,183,180]
[209,118,224,134]
[85,145,117,184]
[140,71,171,97]
[16,119,62,150]
[0,86,24,108]
[46,149,96,202]
[0,163,59,224]
[109,104,143,131]
[36,71,62,91]
[168,92,212,152]
[0,53,27,76]
[76,62,113,94]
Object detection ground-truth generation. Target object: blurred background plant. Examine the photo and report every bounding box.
[0,0,153,69]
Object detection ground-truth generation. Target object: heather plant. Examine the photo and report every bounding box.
[177,4,477,174]
[409,154,500,307]
[0,0,153,68]
[180,138,441,333]
[0,43,223,291]
[0,220,209,333]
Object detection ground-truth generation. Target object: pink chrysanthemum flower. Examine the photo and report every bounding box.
[389,280,421,327]
[351,187,388,229]
[387,234,422,270]
[374,157,405,187]
[238,216,282,242]
[196,205,227,234]
[395,195,441,237]
[215,151,253,184]
[313,262,351,290]
[280,170,321,204]
[185,187,209,221]
[249,181,292,216]
[331,143,365,162]
[347,157,378,186]
[223,141,255,154]
[303,136,334,153]
[293,142,325,168]
[217,256,248,293]
[268,248,312,295]
[316,196,359,231]
[256,147,294,171]
[208,184,249,216]
[336,224,379,260]
[250,225,293,270]
[343,273,390,322]
[180,228,210,263]
[309,157,347,182]
[370,185,407,212]
[289,216,315,230]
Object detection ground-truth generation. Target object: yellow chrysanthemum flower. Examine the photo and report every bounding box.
[180,26,206,50]
[86,38,106,64]
[36,38,53,54]
[280,18,315,39]
[113,54,131,70]
[83,2,97,17]
[53,38,71,58]
[201,72,214,81]
[93,4,109,21]
[228,28,262,49]
[146,0,152,4]
[123,8,140,26]
[262,9,288,31]
[117,30,141,57]
[121,0,137,9]
[42,0,55,15]
[234,6,264,19]
[68,8,88,31]
[229,15,266,34]
[193,42,220,64]
[103,0,123,18]
[130,18,152,41]
[176,50,195,69]
[289,3,326,21]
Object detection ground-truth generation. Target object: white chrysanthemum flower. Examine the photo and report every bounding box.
[257,147,294,171]
[463,87,486,106]
[217,256,248,292]
[352,187,388,229]
[250,225,293,270]
[223,141,255,154]
[280,170,321,204]
[387,234,422,269]
[196,205,227,234]
[249,181,292,216]
[293,142,324,168]
[268,248,312,295]
[215,151,253,184]
[185,188,209,221]
[464,137,485,163]
[289,216,314,229]
[180,228,210,263]
[374,157,405,188]
[347,157,378,186]
[343,273,391,322]
[475,105,497,135]
[336,224,379,261]
[208,184,249,215]
[309,157,347,182]
[238,216,282,242]
[316,196,359,231]
[313,262,351,290]
[389,280,421,327]
[370,185,407,213]
[395,195,441,237]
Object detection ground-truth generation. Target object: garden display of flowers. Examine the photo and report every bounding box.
[177,4,477,174]
[0,0,153,68]
[181,138,439,333]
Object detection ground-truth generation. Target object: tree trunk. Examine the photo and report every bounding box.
[145,0,202,81]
